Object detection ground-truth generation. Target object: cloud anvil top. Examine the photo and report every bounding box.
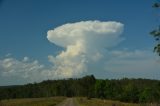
[47,21,124,47]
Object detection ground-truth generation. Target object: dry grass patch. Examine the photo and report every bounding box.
[76,97,159,106]
[0,97,66,106]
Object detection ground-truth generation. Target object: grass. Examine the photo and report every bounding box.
[1,97,159,106]
[76,97,159,106]
[0,97,66,106]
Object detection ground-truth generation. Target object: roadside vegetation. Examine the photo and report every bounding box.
[0,97,66,106]
[76,97,159,106]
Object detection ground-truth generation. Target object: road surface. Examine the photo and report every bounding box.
[56,98,79,106]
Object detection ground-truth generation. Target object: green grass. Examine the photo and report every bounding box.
[76,97,159,106]
[0,97,66,106]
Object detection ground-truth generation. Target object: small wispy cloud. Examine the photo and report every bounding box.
[104,49,160,79]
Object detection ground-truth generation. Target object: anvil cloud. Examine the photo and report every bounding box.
[47,20,124,78]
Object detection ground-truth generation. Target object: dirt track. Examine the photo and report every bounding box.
[56,98,79,106]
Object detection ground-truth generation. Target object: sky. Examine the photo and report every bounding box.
[0,0,160,85]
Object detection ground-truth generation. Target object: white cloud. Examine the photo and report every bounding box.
[47,20,124,78]
[104,50,160,79]
[0,57,46,82]
[23,57,29,62]
[47,21,124,49]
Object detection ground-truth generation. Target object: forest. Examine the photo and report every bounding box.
[0,75,160,103]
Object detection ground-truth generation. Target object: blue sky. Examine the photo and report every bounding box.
[0,0,160,85]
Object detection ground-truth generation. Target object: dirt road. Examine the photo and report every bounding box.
[56,98,79,106]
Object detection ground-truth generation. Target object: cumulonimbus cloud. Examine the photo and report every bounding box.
[47,20,124,78]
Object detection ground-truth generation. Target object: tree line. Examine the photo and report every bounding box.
[0,75,160,103]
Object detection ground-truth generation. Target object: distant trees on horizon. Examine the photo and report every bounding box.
[0,75,160,103]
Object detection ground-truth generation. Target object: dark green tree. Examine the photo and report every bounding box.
[121,83,139,103]
[150,2,160,56]
[95,80,106,99]
[139,87,160,103]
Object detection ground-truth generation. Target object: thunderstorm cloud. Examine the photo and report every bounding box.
[47,20,124,78]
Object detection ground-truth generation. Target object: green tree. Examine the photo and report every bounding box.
[80,75,96,99]
[95,80,106,99]
[139,87,160,103]
[151,2,160,56]
[121,83,139,103]
[104,80,122,100]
